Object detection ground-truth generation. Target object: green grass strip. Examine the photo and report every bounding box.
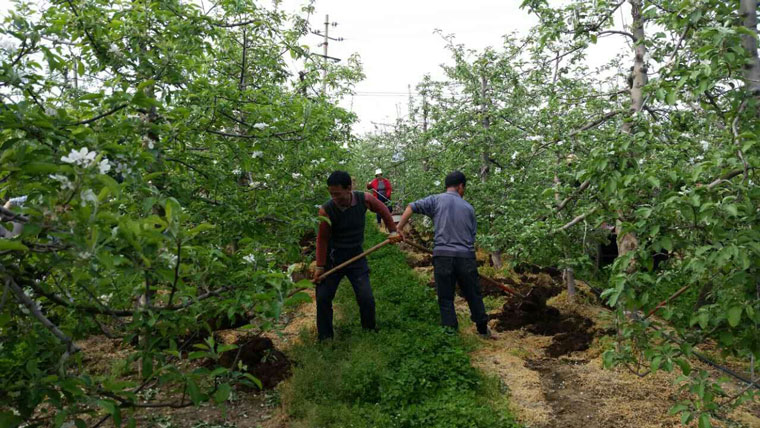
[282,217,521,428]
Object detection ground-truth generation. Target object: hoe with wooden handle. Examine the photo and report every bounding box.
[315,239,392,282]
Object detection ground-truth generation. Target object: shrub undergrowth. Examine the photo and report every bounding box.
[282,217,520,428]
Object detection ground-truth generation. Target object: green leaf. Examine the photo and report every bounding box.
[723,204,738,217]
[698,414,712,428]
[698,311,710,329]
[243,373,263,389]
[669,404,689,415]
[213,383,231,404]
[666,90,677,105]
[97,399,121,426]
[651,356,662,372]
[285,291,313,307]
[0,239,28,252]
[0,411,23,428]
[186,378,203,405]
[217,344,238,354]
[660,237,673,252]
[141,355,153,379]
[727,306,742,327]
[22,162,60,175]
[187,223,215,237]
[675,358,691,376]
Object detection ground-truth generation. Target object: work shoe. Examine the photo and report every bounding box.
[442,326,458,336]
[476,323,492,338]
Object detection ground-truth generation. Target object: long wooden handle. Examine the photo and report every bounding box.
[317,239,392,282]
[404,239,525,298]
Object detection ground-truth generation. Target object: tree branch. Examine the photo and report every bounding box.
[72,104,128,126]
[4,274,80,356]
[552,207,597,233]
[598,30,636,41]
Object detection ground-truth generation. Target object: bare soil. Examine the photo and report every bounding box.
[399,237,760,428]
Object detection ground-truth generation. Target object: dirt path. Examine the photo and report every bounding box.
[399,241,760,428]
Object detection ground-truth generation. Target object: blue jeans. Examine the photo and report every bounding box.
[316,246,376,340]
[375,192,391,224]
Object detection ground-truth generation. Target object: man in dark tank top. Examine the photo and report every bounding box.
[313,171,402,340]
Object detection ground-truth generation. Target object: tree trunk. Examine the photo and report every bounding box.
[491,251,503,269]
[740,0,760,99]
[617,0,647,263]
[564,267,576,300]
[479,73,502,266]
[480,74,491,182]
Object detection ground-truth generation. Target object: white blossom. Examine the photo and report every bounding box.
[78,251,92,260]
[264,173,271,179]
[115,162,132,175]
[434,180,441,186]
[109,43,120,55]
[638,158,645,165]
[232,168,242,175]
[0,36,18,53]
[81,188,97,205]
[510,176,514,183]
[61,147,97,166]
[695,155,704,161]
[511,151,518,160]
[142,136,154,150]
[495,167,502,174]
[97,158,111,174]
[252,151,263,158]
[253,123,269,130]
[7,195,28,206]
[556,141,564,146]
[277,154,285,162]
[243,254,256,264]
[527,135,543,141]
[700,140,709,151]
[292,172,302,179]
[50,174,75,190]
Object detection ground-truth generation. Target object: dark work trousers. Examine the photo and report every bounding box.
[316,246,376,340]
[375,192,391,224]
[433,256,488,331]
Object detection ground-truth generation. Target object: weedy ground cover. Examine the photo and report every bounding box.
[282,219,520,428]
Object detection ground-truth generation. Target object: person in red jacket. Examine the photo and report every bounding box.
[366,168,392,224]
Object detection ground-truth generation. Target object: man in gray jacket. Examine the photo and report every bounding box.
[396,171,490,336]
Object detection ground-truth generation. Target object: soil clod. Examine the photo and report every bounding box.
[217,336,291,389]
[490,282,595,357]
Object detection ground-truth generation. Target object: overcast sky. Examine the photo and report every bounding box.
[282,0,539,134]
[0,0,626,135]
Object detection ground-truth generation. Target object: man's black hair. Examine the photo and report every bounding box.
[444,170,467,188]
[327,170,352,188]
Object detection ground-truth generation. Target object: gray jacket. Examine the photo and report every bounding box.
[410,190,476,258]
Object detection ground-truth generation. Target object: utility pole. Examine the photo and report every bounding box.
[322,14,329,94]
[310,14,343,95]
[407,84,414,123]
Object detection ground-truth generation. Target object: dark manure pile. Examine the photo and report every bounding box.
[490,282,596,358]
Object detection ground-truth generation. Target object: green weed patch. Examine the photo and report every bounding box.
[282,219,520,428]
